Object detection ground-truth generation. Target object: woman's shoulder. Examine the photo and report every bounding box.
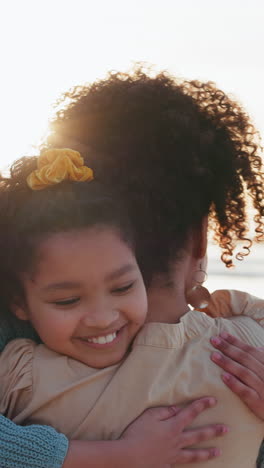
[205,289,264,325]
[134,296,264,350]
[182,306,264,349]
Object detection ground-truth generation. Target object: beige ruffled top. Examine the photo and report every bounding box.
[0,290,263,468]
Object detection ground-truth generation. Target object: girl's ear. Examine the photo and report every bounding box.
[10,301,30,321]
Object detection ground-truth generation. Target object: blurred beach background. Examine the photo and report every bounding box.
[207,243,264,298]
[1,0,263,297]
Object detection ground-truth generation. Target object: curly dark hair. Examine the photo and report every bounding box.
[0,169,134,308]
[43,67,263,284]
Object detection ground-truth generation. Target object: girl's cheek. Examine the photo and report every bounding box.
[38,308,70,330]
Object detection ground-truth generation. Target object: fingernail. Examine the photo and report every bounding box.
[208,397,216,406]
[169,405,178,415]
[212,352,222,361]
[213,448,221,457]
[222,372,231,381]
[211,336,221,345]
[221,425,230,433]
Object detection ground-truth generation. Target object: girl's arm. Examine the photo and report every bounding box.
[0,415,68,468]
[64,398,226,468]
[0,313,69,468]
[0,399,226,468]
[257,443,264,468]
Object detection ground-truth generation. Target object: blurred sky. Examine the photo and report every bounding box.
[0,0,263,295]
[0,0,263,169]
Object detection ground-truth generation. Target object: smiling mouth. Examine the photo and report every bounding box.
[77,326,125,347]
[86,332,117,344]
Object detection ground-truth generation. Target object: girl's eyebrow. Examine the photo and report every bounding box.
[105,263,137,282]
[40,265,136,292]
[41,281,81,292]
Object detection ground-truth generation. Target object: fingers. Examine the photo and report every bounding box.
[210,334,264,384]
[177,447,221,464]
[181,423,228,447]
[220,334,264,361]
[210,334,264,418]
[221,372,264,419]
[176,421,226,464]
[220,372,261,414]
[157,397,216,422]
[172,397,217,431]
[211,350,263,396]
[155,405,182,421]
[212,333,264,364]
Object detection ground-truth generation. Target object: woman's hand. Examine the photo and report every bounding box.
[121,397,228,467]
[211,332,264,419]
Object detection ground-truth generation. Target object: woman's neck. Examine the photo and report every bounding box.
[146,276,190,324]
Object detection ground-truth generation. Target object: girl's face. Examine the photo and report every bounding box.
[14,227,147,368]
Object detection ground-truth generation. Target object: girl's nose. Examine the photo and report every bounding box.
[80,305,120,329]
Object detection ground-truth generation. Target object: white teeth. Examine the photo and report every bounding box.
[106,333,114,343]
[87,332,117,344]
[98,336,106,344]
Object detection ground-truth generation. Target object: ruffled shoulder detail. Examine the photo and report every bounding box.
[204,289,264,326]
[182,307,264,349]
[0,338,37,419]
[133,311,212,348]
[134,304,264,350]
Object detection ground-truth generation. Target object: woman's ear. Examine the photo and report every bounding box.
[10,301,30,321]
[192,216,208,259]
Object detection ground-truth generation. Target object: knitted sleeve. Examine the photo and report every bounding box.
[0,415,68,468]
[0,312,69,468]
[257,441,264,468]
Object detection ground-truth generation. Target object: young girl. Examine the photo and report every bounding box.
[0,148,228,468]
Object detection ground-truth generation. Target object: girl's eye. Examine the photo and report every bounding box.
[52,297,80,306]
[112,282,134,294]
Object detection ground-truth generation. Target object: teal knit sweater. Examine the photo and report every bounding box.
[0,313,68,468]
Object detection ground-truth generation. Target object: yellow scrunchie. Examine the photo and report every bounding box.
[27,148,94,190]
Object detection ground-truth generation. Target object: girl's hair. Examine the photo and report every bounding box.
[45,67,264,284]
[0,159,134,309]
